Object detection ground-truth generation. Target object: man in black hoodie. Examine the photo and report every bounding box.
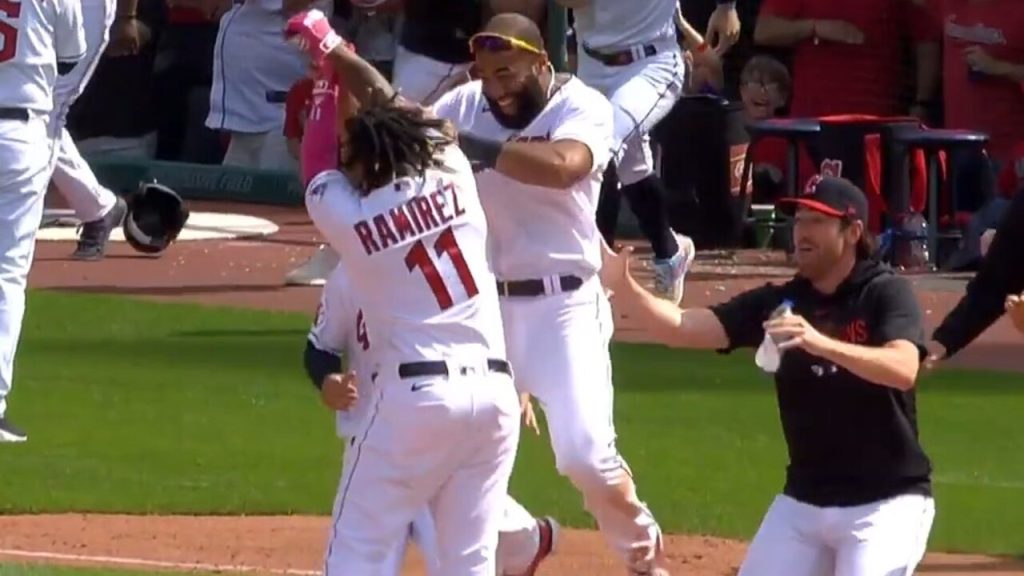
[600,176,935,575]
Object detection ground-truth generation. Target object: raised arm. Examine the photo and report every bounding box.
[285,10,397,109]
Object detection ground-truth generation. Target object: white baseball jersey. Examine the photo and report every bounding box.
[572,0,677,51]
[304,144,506,364]
[0,0,86,113]
[307,263,374,439]
[207,0,331,134]
[431,77,616,281]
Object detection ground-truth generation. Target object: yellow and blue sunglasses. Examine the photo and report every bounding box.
[469,32,544,55]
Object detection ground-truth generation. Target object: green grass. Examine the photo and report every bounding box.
[1,291,1022,555]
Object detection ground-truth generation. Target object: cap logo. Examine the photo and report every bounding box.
[820,159,843,178]
[803,175,823,196]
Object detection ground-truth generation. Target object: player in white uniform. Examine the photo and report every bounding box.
[559,0,739,305]
[0,0,86,442]
[48,0,131,260]
[304,263,442,576]
[306,262,559,576]
[286,11,521,574]
[432,14,688,575]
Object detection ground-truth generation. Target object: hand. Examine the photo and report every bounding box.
[321,371,358,410]
[1004,293,1024,335]
[456,131,502,172]
[923,340,946,370]
[106,17,141,56]
[520,393,540,435]
[706,4,741,55]
[812,20,865,45]
[599,240,633,295]
[763,314,830,356]
[285,9,345,62]
[964,45,1005,76]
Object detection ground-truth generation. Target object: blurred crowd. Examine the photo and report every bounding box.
[67,0,1022,245]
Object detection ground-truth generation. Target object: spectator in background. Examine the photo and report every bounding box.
[928,0,1024,166]
[927,0,1023,270]
[753,0,940,119]
[390,0,480,105]
[737,55,797,204]
[206,0,327,172]
[67,0,165,158]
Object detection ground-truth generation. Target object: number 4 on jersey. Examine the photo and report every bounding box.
[405,226,479,310]
[0,0,21,64]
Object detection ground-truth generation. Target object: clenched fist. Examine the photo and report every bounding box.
[321,372,359,411]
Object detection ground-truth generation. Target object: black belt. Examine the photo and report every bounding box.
[0,108,30,121]
[496,274,584,297]
[265,90,288,104]
[398,359,512,379]
[582,43,658,67]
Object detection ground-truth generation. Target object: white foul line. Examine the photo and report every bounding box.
[0,548,319,575]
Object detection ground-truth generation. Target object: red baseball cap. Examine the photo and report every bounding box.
[777,175,869,222]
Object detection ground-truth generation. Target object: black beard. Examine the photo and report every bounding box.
[486,78,548,130]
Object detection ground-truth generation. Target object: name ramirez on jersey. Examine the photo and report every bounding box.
[352,180,468,257]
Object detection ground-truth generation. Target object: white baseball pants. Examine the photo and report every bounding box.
[50,0,119,223]
[323,362,520,576]
[499,276,663,572]
[738,493,935,576]
[222,130,297,173]
[576,41,685,186]
[0,116,55,417]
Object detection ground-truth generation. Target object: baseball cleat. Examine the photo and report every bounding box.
[285,245,340,286]
[510,516,558,576]
[72,197,127,261]
[0,417,28,443]
[651,232,695,306]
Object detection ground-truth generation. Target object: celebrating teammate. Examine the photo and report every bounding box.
[286,11,521,575]
[561,0,739,305]
[48,0,133,261]
[601,176,935,576]
[432,14,674,575]
[0,0,86,443]
[304,260,560,576]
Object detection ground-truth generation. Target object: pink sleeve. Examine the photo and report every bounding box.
[301,68,341,188]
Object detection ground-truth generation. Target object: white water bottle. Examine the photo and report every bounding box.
[755,299,794,374]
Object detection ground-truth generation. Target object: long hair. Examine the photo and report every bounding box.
[341,99,455,192]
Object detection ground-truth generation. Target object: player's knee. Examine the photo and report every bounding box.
[555,450,627,493]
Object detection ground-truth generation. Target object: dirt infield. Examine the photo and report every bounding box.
[8,201,1023,575]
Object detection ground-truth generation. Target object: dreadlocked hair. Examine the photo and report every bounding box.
[342,98,455,192]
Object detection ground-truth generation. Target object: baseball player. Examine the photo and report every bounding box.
[601,177,935,576]
[48,0,137,261]
[0,0,87,443]
[562,0,739,305]
[286,11,521,575]
[306,262,559,576]
[432,14,684,575]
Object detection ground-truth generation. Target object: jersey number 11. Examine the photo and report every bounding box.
[405,226,479,310]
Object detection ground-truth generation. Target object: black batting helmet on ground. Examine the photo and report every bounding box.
[123,181,189,255]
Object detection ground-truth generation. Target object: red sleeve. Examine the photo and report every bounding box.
[758,0,804,19]
[284,78,314,140]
